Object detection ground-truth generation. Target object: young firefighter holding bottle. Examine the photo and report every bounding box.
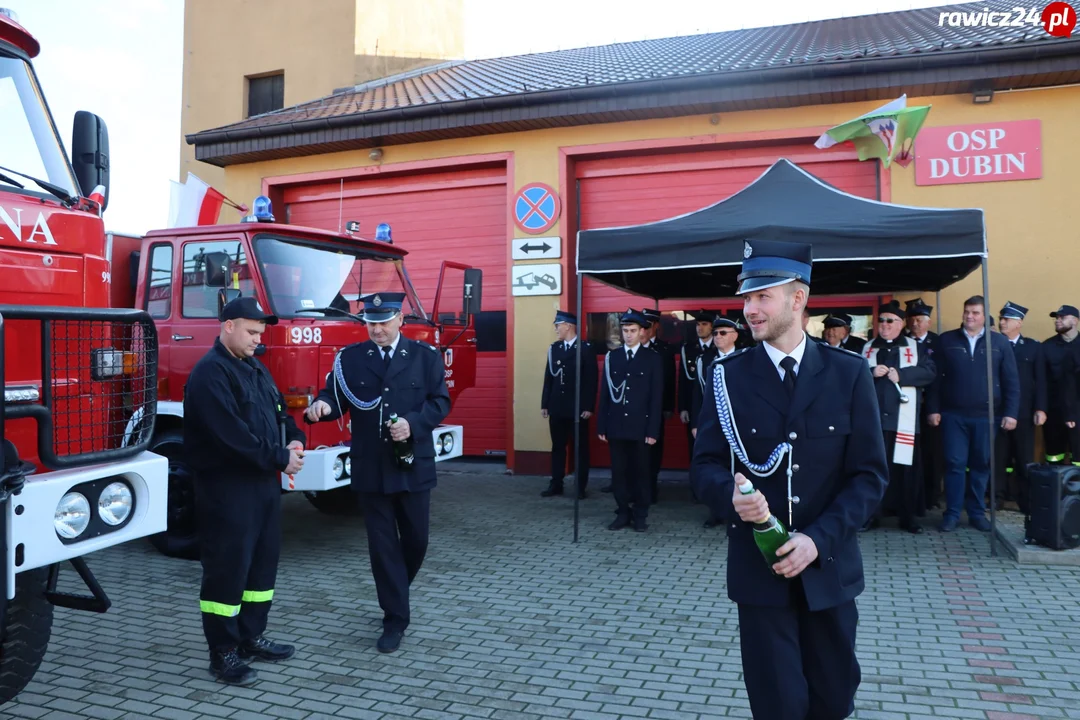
[691,239,888,720]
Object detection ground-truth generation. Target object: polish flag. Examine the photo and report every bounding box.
[169,173,226,227]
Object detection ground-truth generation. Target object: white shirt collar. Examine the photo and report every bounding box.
[763,333,808,379]
[380,334,402,357]
[625,343,640,355]
[564,335,577,348]
[718,347,736,359]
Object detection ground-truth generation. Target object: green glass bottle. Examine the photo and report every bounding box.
[388,413,415,470]
[738,478,790,569]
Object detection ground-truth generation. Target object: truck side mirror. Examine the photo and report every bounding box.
[217,288,242,319]
[203,251,231,287]
[71,111,110,211]
[463,268,482,320]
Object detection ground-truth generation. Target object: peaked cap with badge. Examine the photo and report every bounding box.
[736,239,813,295]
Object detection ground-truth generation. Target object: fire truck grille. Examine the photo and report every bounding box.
[1,306,159,471]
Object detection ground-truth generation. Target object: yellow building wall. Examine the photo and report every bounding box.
[179,0,465,208]
[218,86,1078,460]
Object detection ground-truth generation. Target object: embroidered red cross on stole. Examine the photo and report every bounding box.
[903,347,915,363]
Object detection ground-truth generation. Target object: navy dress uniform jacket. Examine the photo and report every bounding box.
[1011,336,1047,419]
[598,346,664,441]
[678,338,714,415]
[645,339,676,414]
[541,339,598,418]
[691,338,889,611]
[316,337,451,494]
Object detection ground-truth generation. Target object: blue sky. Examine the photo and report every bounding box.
[9,0,949,235]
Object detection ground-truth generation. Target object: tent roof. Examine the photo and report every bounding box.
[575,158,986,299]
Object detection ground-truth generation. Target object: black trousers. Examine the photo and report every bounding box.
[609,439,650,522]
[921,421,944,511]
[994,421,1035,511]
[874,431,921,528]
[549,415,590,490]
[648,419,665,502]
[738,581,861,720]
[196,476,281,652]
[1043,407,1080,463]
[360,490,430,633]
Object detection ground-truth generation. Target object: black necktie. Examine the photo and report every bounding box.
[627,348,634,362]
[780,356,797,396]
[382,345,392,368]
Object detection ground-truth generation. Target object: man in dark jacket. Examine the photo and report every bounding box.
[927,295,1020,532]
[306,292,451,653]
[641,308,675,503]
[599,309,663,532]
[184,296,306,686]
[1041,304,1080,464]
[678,310,717,465]
[692,239,888,720]
[540,309,597,498]
[994,302,1046,512]
[822,312,866,354]
[861,301,936,533]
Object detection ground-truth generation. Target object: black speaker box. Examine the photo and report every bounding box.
[1024,464,1080,550]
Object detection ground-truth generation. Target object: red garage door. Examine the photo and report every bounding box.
[284,166,508,457]
[576,148,879,470]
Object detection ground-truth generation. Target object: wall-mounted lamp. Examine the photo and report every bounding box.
[972,87,994,104]
[369,148,384,161]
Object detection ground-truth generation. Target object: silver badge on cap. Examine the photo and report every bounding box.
[744,241,752,259]
[373,295,383,307]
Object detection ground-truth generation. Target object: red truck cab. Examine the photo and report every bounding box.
[125,207,481,557]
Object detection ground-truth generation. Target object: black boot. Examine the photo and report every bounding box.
[540,482,564,497]
[209,648,258,685]
[238,635,296,662]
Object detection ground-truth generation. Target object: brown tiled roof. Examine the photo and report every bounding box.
[188,0,1080,165]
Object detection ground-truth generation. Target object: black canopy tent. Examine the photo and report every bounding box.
[568,158,1000,555]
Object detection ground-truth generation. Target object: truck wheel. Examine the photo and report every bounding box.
[303,487,361,515]
[0,568,54,705]
[148,430,200,560]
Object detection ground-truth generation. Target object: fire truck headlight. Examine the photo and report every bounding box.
[55,492,91,539]
[333,456,344,480]
[90,349,135,381]
[440,433,455,455]
[98,482,133,526]
[343,456,351,477]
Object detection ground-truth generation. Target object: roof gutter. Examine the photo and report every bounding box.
[187,38,1080,147]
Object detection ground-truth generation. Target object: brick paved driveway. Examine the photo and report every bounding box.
[6,466,1080,720]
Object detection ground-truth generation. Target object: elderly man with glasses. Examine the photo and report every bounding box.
[860,301,937,533]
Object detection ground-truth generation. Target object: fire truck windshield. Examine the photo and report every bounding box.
[0,53,78,198]
[253,235,427,321]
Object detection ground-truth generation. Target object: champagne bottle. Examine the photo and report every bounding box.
[738,477,790,568]
[389,413,415,470]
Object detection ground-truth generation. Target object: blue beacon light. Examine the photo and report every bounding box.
[253,195,275,222]
[375,223,392,243]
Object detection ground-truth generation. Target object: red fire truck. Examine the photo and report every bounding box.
[110,209,481,558]
[0,9,167,704]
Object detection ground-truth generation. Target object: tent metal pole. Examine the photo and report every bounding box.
[574,270,584,543]
[982,257,997,557]
[936,291,942,334]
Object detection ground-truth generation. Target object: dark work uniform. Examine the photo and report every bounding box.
[1041,334,1080,463]
[184,338,306,652]
[692,338,888,720]
[598,345,663,525]
[840,335,867,355]
[994,336,1045,510]
[643,338,675,502]
[864,337,936,530]
[314,336,451,634]
[908,330,943,509]
[678,336,714,462]
[541,338,598,495]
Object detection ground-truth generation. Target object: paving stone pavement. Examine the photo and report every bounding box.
[4,467,1080,720]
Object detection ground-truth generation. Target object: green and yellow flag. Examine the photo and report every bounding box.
[815,95,931,168]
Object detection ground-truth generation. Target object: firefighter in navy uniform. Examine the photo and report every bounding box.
[305,292,451,654]
[599,309,664,532]
[904,298,942,511]
[995,302,1047,512]
[822,313,866,355]
[691,239,888,720]
[1042,304,1080,465]
[184,296,306,686]
[540,310,598,499]
[641,308,675,502]
[678,310,716,466]
[690,316,740,528]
